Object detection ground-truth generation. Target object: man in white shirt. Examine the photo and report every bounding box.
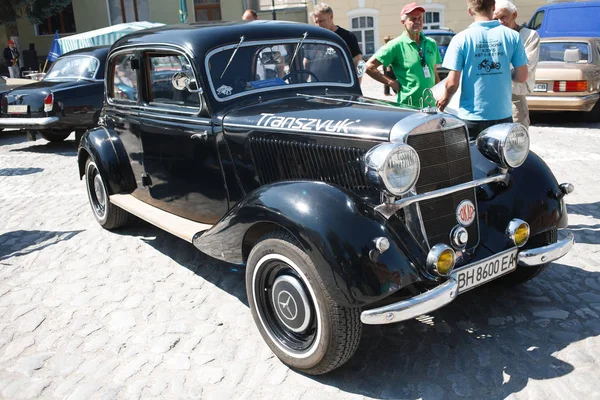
[494,0,541,128]
[3,40,20,78]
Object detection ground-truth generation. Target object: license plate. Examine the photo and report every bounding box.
[452,248,518,294]
[7,105,28,114]
[533,83,547,92]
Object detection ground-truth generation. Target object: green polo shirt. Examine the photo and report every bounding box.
[374,32,441,107]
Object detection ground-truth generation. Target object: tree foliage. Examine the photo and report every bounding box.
[0,0,73,25]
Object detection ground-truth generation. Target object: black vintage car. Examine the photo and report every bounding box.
[77,21,574,375]
[0,46,109,142]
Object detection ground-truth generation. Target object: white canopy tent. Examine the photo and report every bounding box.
[57,21,165,54]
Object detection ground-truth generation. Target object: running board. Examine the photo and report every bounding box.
[110,194,212,243]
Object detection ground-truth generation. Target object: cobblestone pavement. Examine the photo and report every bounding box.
[0,75,599,399]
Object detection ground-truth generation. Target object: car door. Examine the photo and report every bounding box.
[104,51,146,195]
[138,50,228,224]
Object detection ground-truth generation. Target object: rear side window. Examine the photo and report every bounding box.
[146,53,200,108]
[110,53,138,102]
[539,42,591,63]
[528,11,544,30]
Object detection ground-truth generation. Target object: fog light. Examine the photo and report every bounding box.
[507,219,530,248]
[427,244,456,276]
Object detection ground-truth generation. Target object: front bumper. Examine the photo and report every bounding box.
[0,116,59,129]
[526,94,599,112]
[361,231,575,325]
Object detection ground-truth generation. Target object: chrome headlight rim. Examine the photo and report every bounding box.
[476,123,530,169]
[364,142,421,196]
[426,243,456,277]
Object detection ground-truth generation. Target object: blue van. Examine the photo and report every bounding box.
[527,1,600,38]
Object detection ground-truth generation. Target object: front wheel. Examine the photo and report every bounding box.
[497,228,557,286]
[246,230,362,375]
[39,130,71,142]
[85,158,131,230]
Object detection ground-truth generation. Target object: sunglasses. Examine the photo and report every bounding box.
[418,48,426,67]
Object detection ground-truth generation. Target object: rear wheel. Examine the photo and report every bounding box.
[246,230,362,375]
[497,227,557,286]
[85,158,131,230]
[40,130,71,142]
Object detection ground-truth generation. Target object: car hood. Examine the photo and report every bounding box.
[221,93,417,142]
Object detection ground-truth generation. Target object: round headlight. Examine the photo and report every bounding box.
[476,123,530,168]
[364,143,420,196]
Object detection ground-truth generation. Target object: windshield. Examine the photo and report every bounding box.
[44,56,99,80]
[207,41,353,101]
[539,42,591,63]
[428,34,454,47]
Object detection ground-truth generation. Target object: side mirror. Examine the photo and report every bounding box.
[356,59,366,78]
[171,71,204,94]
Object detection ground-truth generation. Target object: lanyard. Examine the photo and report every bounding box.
[416,38,426,67]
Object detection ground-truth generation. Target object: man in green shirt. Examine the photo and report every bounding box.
[365,3,441,107]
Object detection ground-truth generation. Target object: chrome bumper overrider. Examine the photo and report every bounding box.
[0,117,58,128]
[361,231,575,325]
[517,231,574,266]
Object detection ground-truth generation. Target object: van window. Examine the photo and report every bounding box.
[528,11,544,30]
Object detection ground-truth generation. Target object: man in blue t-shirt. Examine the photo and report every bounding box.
[436,0,528,139]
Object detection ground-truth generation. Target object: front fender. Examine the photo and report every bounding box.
[194,181,427,308]
[77,126,136,195]
[473,147,568,253]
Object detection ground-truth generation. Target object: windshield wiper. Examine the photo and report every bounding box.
[289,32,308,67]
[219,36,245,79]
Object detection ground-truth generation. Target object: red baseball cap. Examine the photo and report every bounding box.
[401,2,425,16]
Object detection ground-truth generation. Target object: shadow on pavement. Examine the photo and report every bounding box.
[0,167,44,176]
[0,129,28,146]
[116,219,248,305]
[531,112,600,128]
[9,140,77,157]
[0,229,84,261]
[111,220,599,398]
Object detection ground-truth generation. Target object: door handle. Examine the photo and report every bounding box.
[191,131,208,141]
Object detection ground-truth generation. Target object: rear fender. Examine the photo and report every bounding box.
[77,126,136,194]
[194,181,426,307]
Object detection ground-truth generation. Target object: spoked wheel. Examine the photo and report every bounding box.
[246,230,361,375]
[85,158,131,229]
[40,130,71,142]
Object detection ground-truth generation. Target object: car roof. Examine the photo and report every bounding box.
[535,1,600,11]
[112,20,350,59]
[423,30,455,35]
[61,45,110,58]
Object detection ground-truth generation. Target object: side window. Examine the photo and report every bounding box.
[147,53,200,108]
[110,54,138,102]
[529,11,544,30]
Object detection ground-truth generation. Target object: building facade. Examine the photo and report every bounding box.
[0,0,307,72]
[306,0,592,58]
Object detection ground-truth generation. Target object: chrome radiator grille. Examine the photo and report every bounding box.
[249,137,371,192]
[406,127,479,248]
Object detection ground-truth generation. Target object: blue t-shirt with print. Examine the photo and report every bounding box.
[442,20,528,121]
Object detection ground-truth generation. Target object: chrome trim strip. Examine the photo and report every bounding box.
[296,93,408,110]
[0,117,58,127]
[223,122,383,141]
[517,231,574,266]
[205,39,355,103]
[138,112,211,125]
[375,174,509,219]
[361,279,458,324]
[390,112,466,143]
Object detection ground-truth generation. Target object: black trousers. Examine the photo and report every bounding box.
[463,117,513,140]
